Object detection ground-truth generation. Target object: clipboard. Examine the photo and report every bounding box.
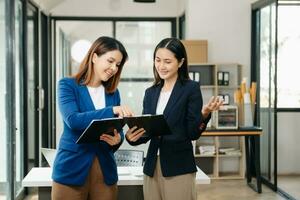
[76,118,125,144]
[76,114,171,144]
[125,115,172,137]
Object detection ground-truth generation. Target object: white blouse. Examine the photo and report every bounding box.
[156,90,172,155]
[87,85,105,110]
[156,91,172,114]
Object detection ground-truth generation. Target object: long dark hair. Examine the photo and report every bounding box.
[74,36,128,93]
[153,38,189,85]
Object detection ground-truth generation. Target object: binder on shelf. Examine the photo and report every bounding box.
[217,71,223,85]
[194,72,201,83]
[76,114,172,144]
[223,94,230,105]
[189,72,194,80]
[218,94,230,105]
[223,72,230,85]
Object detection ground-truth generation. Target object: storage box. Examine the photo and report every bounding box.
[181,40,208,63]
[214,105,238,129]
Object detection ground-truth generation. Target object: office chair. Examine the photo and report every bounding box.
[114,149,144,166]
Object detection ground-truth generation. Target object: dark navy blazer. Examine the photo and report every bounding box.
[52,77,124,186]
[127,79,210,177]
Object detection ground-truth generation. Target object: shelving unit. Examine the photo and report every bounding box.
[189,63,245,179]
[194,132,245,179]
[182,40,246,179]
[189,63,242,105]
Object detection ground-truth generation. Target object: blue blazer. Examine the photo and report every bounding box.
[127,80,210,177]
[52,77,124,186]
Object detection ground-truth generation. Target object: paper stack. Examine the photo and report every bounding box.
[219,147,241,156]
[199,145,216,156]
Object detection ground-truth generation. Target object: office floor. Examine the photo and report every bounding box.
[277,175,300,199]
[196,179,284,200]
[22,179,285,200]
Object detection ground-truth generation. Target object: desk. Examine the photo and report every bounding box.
[202,127,262,193]
[22,166,210,200]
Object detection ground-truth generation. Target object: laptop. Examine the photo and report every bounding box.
[41,148,57,168]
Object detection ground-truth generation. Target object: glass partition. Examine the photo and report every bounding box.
[0,0,8,198]
[252,0,277,188]
[252,1,300,198]
[14,0,24,196]
[277,5,300,108]
[116,21,171,113]
[55,20,113,143]
[277,2,300,199]
[53,19,174,155]
[116,21,172,154]
[259,3,276,185]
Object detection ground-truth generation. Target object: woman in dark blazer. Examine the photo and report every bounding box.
[52,36,133,200]
[126,38,222,200]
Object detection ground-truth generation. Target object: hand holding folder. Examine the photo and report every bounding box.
[76,114,172,144]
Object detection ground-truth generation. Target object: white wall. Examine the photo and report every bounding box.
[185,0,253,80]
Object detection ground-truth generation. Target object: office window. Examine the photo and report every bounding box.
[116,21,171,113]
[56,21,113,77]
[55,20,113,144]
[53,18,174,156]
[277,5,300,108]
[259,5,276,109]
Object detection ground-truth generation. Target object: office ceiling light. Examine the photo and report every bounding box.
[133,0,156,3]
[71,39,91,63]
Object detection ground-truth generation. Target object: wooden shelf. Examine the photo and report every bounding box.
[218,154,242,158]
[194,132,246,179]
[201,85,215,89]
[194,154,216,158]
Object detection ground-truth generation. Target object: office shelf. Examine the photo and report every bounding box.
[194,133,245,179]
[189,63,242,110]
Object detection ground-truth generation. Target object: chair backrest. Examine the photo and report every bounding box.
[41,148,57,167]
[114,149,144,167]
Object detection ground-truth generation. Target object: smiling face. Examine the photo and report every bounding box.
[154,48,183,82]
[91,50,123,84]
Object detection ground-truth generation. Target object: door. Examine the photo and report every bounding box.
[251,0,277,189]
[15,0,25,198]
[25,2,39,171]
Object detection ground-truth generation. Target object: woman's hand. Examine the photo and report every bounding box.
[100,129,121,146]
[125,126,145,142]
[202,96,224,119]
[113,105,134,118]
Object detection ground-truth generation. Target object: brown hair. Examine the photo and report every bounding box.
[153,38,189,86]
[74,36,128,93]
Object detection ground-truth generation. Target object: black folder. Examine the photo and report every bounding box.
[125,115,172,137]
[76,114,172,144]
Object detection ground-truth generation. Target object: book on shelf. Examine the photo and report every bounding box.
[219,147,241,156]
[199,145,216,155]
[76,114,172,144]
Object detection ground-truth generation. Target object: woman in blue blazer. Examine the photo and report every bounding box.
[52,36,133,200]
[126,38,222,200]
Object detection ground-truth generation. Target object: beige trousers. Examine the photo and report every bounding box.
[143,156,197,200]
[51,157,117,200]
